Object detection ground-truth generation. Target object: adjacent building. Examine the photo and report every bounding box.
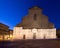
[56,29,60,38]
[0,23,13,40]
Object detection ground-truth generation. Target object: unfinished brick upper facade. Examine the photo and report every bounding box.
[16,6,54,29]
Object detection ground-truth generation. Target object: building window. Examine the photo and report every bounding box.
[34,14,37,20]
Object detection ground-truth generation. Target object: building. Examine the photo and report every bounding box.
[13,6,56,39]
[0,23,13,40]
[56,29,60,38]
[8,29,13,40]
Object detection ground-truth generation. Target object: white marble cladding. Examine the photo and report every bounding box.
[13,27,56,39]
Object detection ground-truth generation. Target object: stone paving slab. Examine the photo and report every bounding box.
[2,39,60,48]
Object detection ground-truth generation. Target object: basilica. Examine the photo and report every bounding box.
[13,6,56,39]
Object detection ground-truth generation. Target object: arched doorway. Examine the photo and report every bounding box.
[23,35,25,39]
[33,33,36,39]
[44,34,46,39]
[44,35,45,39]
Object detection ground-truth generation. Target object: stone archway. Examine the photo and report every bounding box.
[44,34,45,39]
[23,35,25,39]
[33,33,36,39]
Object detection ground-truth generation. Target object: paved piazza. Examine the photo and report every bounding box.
[2,39,60,48]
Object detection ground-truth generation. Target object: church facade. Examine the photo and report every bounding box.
[13,6,56,39]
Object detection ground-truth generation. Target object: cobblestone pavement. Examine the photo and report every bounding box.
[2,39,60,48]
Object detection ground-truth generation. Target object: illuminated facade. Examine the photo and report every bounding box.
[13,6,56,39]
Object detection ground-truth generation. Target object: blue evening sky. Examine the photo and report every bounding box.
[0,0,60,29]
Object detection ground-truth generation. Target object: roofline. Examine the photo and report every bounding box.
[28,6,43,9]
[0,23,9,28]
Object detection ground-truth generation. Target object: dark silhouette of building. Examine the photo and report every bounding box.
[56,29,60,38]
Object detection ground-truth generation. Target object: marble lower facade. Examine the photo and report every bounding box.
[13,27,56,39]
